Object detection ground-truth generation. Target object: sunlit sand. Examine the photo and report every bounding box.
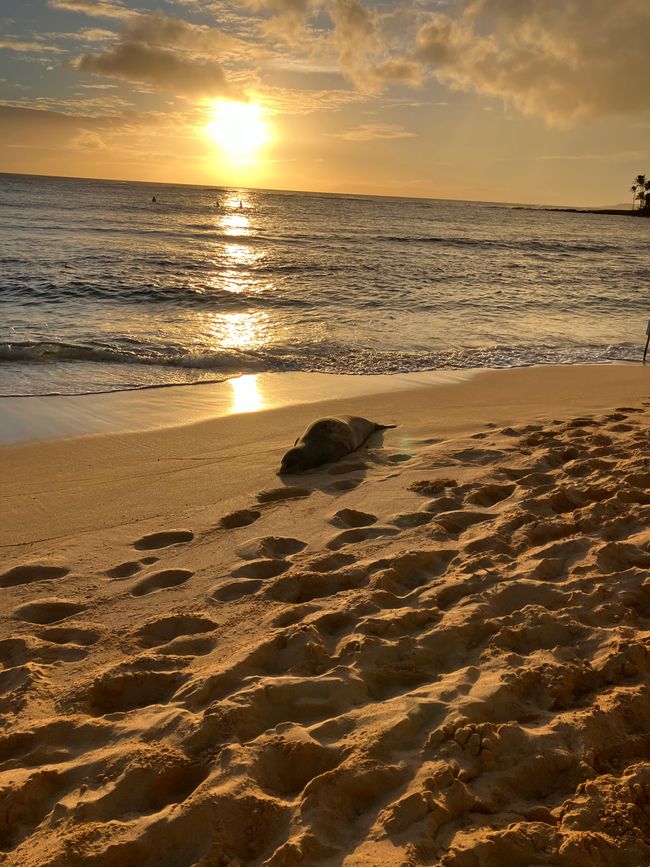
[2,364,650,865]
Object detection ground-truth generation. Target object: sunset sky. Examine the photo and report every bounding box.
[2,0,649,205]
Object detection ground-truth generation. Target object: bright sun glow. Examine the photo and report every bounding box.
[206,100,270,160]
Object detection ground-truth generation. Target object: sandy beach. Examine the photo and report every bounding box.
[1,363,650,866]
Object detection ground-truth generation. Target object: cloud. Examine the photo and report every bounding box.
[239,0,421,92]
[70,11,252,97]
[246,0,313,13]
[371,58,421,87]
[328,0,379,89]
[48,0,135,20]
[0,38,65,53]
[415,0,650,124]
[77,27,118,41]
[263,83,366,114]
[337,122,416,140]
[122,11,241,56]
[76,42,231,96]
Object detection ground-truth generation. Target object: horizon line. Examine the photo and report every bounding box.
[0,169,610,212]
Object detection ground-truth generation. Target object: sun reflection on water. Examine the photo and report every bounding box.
[225,242,260,265]
[228,374,264,414]
[220,212,250,236]
[207,228,266,295]
[214,310,269,349]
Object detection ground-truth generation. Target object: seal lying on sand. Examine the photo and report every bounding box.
[279,416,396,474]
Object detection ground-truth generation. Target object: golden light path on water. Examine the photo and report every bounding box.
[199,188,276,415]
[201,201,272,357]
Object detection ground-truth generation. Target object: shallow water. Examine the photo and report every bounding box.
[1,172,647,395]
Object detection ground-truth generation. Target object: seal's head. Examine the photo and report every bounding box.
[279,445,312,474]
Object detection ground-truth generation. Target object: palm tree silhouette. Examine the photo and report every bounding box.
[634,174,647,209]
[631,184,638,210]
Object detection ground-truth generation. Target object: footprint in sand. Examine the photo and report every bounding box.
[133,530,194,551]
[219,509,261,529]
[157,635,217,656]
[212,578,263,601]
[386,453,412,463]
[0,564,70,588]
[466,483,516,507]
[423,495,463,514]
[307,552,357,572]
[567,417,595,428]
[37,626,101,646]
[130,569,193,597]
[83,666,187,715]
[257,486,311,504]
[231,559,291,579]
[432,510,493,535]
[389,512,433,528]
[330,508,377,528]
[449,447,507,466]
[106,561,142,580]
[408,478,457,496]
[596,541,650,573]
[136,614,218,648]
[0,636,88,667]
[326,526,400,551]
[236,536,307,560]
[253,736,342,797]
[12,599,87,624]
[326,479,361,493]
[66,751,207,823]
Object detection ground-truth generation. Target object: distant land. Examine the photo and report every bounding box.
[542,203,649,218]
[552,209,647,217]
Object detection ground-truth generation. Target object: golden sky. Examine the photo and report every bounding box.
[2,0,649,205]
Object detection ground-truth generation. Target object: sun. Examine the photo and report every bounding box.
[206,100,271,159]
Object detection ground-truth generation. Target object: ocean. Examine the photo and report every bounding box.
[1,172,648,396]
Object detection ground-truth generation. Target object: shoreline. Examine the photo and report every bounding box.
[0,369,473,445]
[0,362,644,446]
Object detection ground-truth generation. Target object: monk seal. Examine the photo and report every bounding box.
[279,415,396,474]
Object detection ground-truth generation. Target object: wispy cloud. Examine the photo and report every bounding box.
[337,121,416,140]
[47,0,136,20]
[0,38,66,53]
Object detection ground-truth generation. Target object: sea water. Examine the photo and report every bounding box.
[1,172,648,396]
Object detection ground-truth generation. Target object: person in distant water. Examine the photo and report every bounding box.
[152,195,157,203]
[238,201,243,210]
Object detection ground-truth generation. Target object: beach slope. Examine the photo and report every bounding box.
[1,365,649,866]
